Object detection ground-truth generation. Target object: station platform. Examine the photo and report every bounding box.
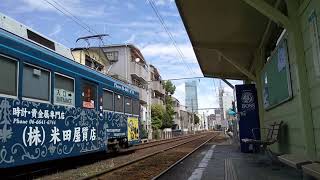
[159,138,302,180]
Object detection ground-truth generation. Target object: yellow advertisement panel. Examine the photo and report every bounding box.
[128,117,139,141]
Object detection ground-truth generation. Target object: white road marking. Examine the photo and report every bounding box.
[188,145,216,180]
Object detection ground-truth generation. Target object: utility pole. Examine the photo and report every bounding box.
[191,98,195,134]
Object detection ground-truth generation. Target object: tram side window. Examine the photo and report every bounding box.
[23,64,50,101]
[82,81,96,109]
[124,97,132,114]
[103,90,113,111]
[54,74,75,106]
[0,55,17,97]
[132,99,140,115]
[114,93,124,112]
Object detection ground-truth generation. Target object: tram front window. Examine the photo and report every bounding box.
[82,81,96,109]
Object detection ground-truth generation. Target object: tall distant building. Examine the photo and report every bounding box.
[185,81,198,113]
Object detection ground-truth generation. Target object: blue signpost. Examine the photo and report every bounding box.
[235,84,260,153]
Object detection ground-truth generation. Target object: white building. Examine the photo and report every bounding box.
[72,44,153,138]
[222,91,234,121]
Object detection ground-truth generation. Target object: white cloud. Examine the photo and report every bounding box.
[160,11,179,17]
[154,0,174,6]
[173,82,185,106]
[18,0,107,18]
[125,34,136,44]
[49,24,62,37]
[126,2,136,10]
[142,43,197,64]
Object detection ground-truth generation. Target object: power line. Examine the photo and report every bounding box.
[147,0,194,75]
[51,0,99,35]
[42,0,96,36]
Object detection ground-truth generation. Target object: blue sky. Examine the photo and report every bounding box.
[1,0,237,113]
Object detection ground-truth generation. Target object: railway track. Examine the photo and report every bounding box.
[2,132,214,179]
[83,132,219,180]
[132,132,210,150]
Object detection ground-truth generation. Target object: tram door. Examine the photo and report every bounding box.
[81,80,99,150]
[235,84,260,153]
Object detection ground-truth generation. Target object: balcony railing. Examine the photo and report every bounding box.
[151,81,165,95]
[139,88,148,104]
[152,98,163,105]
[130,61,148,82]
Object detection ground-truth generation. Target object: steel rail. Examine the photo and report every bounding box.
[81,134,216,180]
[133,133,199,150]
[136,133,194,146]
[151,134,216,180]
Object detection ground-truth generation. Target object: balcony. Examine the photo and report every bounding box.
[152,97,163,105]
[174,106,180,113]
[130,61,148,83]
[151,81,165,95]
[139,88,148,104]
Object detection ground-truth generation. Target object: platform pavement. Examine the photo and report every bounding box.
[158,137,302,180]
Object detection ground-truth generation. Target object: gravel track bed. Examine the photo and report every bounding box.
[39,133,214,180]
[133,132,211,150]
[96,134,217,180]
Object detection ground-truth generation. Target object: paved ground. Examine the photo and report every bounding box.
[159,138,302,180]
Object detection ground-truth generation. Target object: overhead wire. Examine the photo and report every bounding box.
[42,0,108,48]
[147,0,195,75]
[51,0,99,35]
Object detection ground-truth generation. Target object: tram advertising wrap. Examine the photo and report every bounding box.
[235,84,260,153]
[127,117,139,141]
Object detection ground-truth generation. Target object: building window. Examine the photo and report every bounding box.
[54,73,75,106]
[114,93,124,112]
[105,51,119,62]
[85,59,93,68]
[0,55,17,97]
[23,64,50,101]
[125,97,132,114]
[103,90,114,111]
[132,99,140,115]
[82,81,96,109]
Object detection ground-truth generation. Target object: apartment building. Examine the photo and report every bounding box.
[71,47,110,74]
[71,44,152,137]
[149,65,165,106]
[172,97,181,130]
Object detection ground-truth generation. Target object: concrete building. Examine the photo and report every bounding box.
[222,90,234,123]
[71,47,110,74]
[207,114,216,130]
[72,44,152,138]
[177,0,320,158]
[180,109,193,132]
[172,97,181,130]
[185,80,198,113]
[149,65,165,106]
[102,44,151,135]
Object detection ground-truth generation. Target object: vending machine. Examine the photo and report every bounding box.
[235,84,260,153]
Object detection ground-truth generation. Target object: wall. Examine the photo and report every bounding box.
[103,46,128,82]
[254,0,320,156]
[300,0,320,158]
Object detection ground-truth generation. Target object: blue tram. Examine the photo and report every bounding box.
[0,13,140,168]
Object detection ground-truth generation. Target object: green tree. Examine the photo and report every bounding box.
[193,114,200,124]
[162,95,175,129]
[151,80,177,130]
[151,104,165,130]
[161,111,174,129]
[163,80,176,95]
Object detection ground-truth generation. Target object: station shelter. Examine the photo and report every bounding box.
[175,0,320,159]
